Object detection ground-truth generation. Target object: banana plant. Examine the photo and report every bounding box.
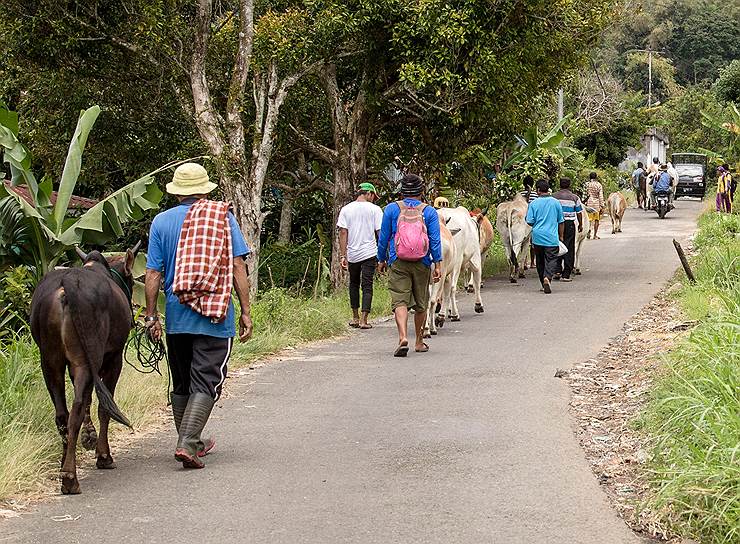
[701,104,740,161]
[0,103,187,279]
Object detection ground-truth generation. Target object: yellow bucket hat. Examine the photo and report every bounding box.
[166,163,217,196]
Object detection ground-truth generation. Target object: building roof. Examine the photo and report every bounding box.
[3,180,98,210]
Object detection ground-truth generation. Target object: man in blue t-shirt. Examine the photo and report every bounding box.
[526,179,565,294]
[144,162,253,469]
[377,174,442,357]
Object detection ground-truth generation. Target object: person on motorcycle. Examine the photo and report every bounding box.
[645,157,660,209]
[653,164,674,209]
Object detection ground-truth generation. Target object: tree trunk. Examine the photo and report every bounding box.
[329,162,354,288]
[278,192,293,243]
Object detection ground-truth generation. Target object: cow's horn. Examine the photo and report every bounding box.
[75,246,88,261]
[131,240,142,255]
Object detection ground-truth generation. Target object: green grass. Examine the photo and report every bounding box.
[639,210,740,543]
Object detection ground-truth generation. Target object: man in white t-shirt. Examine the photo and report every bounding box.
[337,182,384,329]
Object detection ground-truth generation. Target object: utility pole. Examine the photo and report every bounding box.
[557,88,564,121]
[647,48,653,108]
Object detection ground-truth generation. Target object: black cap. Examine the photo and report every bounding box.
[400,174,424,197]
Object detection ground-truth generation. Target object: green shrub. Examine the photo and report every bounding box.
[0,265,35,336]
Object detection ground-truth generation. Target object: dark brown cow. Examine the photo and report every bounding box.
[30,244,139,494]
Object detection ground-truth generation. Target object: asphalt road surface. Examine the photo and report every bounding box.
[4,200,702,544]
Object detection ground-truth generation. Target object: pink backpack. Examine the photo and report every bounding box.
[394,201,429,261]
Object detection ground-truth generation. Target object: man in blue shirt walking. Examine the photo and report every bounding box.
[377,174,442,357]
[526,179,565,294]
[144,162,253,469]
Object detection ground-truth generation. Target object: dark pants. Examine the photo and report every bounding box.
[167,334,233,400]
[533,244,560,286]
[557,221,576,278]
[348,257,376,312]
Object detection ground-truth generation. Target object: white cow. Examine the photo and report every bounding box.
[607,192,627,234]
[440,206,484,319]
[495,195,531,283]
[424,211,458,337]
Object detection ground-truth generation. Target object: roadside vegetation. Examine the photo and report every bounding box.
[639,210,740,543]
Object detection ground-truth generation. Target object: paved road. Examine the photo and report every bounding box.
[4,201,702,544]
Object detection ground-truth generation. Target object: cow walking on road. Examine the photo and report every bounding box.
[607,192,627,234]
[425,211,458,337]
[496,195,532,283]
[440,206,485,318]
[466,209,494,291]
[30,245,140,494]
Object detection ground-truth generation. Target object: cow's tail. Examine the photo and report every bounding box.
[507,208,518,269]
[61,275,132,428]
[94,376,132,428]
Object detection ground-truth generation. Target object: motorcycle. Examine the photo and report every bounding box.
[655,190,671,219]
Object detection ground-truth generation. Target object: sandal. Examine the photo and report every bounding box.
[348,321,360,328]
[394,341,409,357]
[415,342,430,353]
[359,323,373,329]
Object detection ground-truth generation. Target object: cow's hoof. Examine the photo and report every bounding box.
[474,303,484,314]
[450,315,461,322]
[435,315,445,327]
[574,269,582,276]
[96,454,116,470]
[60,472,81,495]
[465,285,474,294]
[518,272,526,279]
[430,330,438,336]
[509,277,517,284]
[80,425,98,451]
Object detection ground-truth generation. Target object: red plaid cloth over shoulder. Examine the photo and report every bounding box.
[173,199,233,323]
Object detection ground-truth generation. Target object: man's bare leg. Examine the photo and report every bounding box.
[394,306,408,345]
[414,310,428,351]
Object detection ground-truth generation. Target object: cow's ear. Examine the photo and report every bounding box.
[124,249,136,276]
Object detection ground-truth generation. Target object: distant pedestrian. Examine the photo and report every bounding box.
[525,179,565,294]
[145,162,253,469]
[377,174,442,357]
[632,162,647,209]
[520,175,538,205]
[716,165,733,213]
[520,175,537,269]
[337,182,384,329]
[552,178,584,282]
[584,172,605,239]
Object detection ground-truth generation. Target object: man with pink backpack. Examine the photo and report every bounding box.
[377,174,442,357]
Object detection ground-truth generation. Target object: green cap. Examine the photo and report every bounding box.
[359,182,378,194]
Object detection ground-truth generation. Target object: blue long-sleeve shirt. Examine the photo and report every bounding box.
[377,199,442,267]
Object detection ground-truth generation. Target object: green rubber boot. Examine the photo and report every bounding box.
[174,393,215,469]
[171,393,215,457]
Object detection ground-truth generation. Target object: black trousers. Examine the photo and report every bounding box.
[558,221,576,278]
[167,334,233,400]
[348,257,376,312]
[533,244,560,285]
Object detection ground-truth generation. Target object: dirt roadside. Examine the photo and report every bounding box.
[565,285,695,543]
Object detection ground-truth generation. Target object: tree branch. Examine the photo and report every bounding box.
[288,124,338,165]
[191,0,226,156]
[225,0,255,152]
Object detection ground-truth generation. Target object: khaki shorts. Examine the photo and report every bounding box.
[388,260,432,313]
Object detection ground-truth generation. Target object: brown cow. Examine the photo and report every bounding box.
[30,245,139,494]
[466,208,494,292]
[607,192,627,234]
